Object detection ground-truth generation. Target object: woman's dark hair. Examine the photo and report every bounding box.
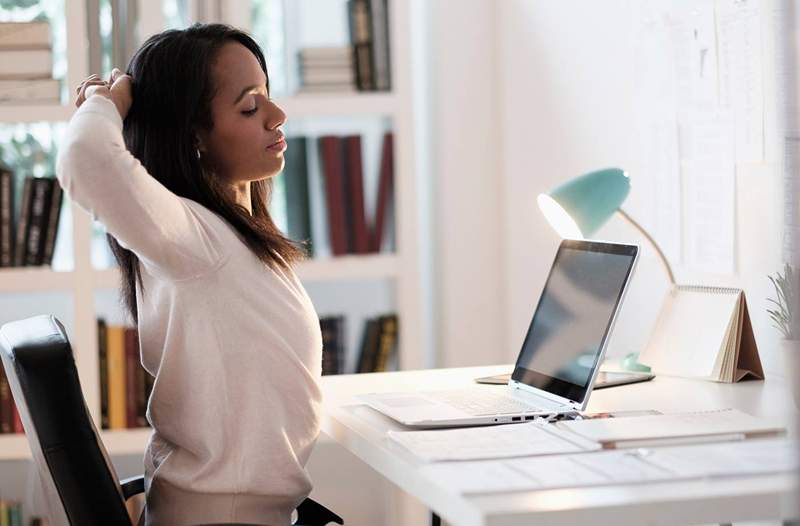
[110,23,304,323]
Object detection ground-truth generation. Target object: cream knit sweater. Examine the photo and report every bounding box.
[57,95,323,526]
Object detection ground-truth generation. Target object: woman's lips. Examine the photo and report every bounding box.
[267,137,287,152]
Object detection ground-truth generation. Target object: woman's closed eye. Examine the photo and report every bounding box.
[242,105,258,116]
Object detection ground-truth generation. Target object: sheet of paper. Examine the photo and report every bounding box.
[419,438,798,495]
[387,421,600,462]
[557,408,784,444]
[784,137,800,265]
[716,0,765,163]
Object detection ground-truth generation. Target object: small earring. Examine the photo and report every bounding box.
[196,148,201,159]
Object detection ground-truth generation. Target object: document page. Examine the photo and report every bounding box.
[387,421,600,462]
[419,438,797,495]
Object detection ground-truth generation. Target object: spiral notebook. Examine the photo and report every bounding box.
[639,285,763,383]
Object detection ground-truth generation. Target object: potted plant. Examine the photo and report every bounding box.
[767,263,799,406]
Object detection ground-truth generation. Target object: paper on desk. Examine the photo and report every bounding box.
[387,421,600,462]
[419,438,798,495]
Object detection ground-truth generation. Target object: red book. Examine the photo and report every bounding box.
[12,401,23,434]
[124,327,139,428]
[319,136,350,256]
[372,132,394,252]
[0,366,11,433]
[344,135,370,254]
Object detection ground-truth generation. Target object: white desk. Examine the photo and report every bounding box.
[319,365,800,526]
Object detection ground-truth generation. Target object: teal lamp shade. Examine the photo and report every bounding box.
[537,167,631,238]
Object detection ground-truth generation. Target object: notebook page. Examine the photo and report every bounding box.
[639,286,741,378]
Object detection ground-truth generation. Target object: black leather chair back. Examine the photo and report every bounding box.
[0,315,131,526]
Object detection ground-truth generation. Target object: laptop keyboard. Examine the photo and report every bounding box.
[436,390,546,416]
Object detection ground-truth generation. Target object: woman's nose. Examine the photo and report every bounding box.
[266,101,286,130]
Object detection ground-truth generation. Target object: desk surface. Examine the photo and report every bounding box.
[320,365,800,526]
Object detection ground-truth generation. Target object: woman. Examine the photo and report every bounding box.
[57,24,322,525]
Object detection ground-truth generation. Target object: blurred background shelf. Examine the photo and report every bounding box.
[0,268,75,292]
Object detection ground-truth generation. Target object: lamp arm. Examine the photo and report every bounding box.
[616,208,676,285]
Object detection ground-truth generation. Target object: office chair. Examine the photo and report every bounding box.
[0,315,343,526]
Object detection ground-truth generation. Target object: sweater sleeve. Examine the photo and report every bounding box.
[56,95,224,280]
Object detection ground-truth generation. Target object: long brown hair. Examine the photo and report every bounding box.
[110,23,304,323]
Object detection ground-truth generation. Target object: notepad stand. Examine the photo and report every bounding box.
[639,285,764,383]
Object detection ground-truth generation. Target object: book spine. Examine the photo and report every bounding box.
[11,402,22,434]
[0,365,10,433]
[97,318,109,429]
[319,136,350,256]
[372,132,394,251]
[13,177,33,267]
[345,135,371,254]
[41,179,62,266]
[356,318,381,373]
[124,327,139,428]
[106,324,126,430]
[0,169,13,267]
[0,21,51,48]
[348,0,375,90]
[320,316,344,375]
[373,314,398,372]
[0,49,52,79]
[24,178,53,266]
[284,137,313,254]
[369,0,391,90]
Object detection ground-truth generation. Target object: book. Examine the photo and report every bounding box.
[344,135,370,254]
[0,78,59,104]
[284,137,312,254]
[373,314,398,372]
[12,176,32,267]
[0,49,52,79]
[318,136,351,256]
[106,324,126,430]
[0,21,51,49]
[639,285,764,383]
[557,408,784,449]
[11,400,21,434]
[369,0,391,91]
[0,365,10,433]
[320,316,345,375]
[124,327,139,428]
[348,0,375,90]
[0,167,13,266]
[41,178,62,266]
[372,132,394,252]
[97,318,109,429]
[356,318,381,373]
[24,177,53,266]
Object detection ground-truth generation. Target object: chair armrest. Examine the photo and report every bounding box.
[120,475,145,500]
[295,497,343,526]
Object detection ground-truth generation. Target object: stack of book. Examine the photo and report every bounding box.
[0,366,23,436]
[298,46,355,93]
[0,20,60,105]
[0,500,24,526]
[97,320,153,430]
[347,0,391,91]
[0,166,64,268]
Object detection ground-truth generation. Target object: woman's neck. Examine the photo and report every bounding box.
[232,182,252,215]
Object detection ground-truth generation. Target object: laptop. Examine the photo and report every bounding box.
[358,239,640,428]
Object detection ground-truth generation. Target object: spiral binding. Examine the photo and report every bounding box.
[674,284,741,295]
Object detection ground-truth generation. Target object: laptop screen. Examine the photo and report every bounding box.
[511,240,638,404]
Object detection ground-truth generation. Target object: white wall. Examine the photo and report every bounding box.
[435,0,788,376]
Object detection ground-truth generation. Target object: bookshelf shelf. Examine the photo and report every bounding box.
[0,268,75,292]
[0,434,28,461]
[274,93,399,118]
[0,104,73,124]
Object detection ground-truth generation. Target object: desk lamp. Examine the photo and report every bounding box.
[537,167,675,285]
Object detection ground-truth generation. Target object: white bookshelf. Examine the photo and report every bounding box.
[0,0,431,465]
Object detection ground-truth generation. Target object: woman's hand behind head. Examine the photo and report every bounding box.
[75,68,133,120]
